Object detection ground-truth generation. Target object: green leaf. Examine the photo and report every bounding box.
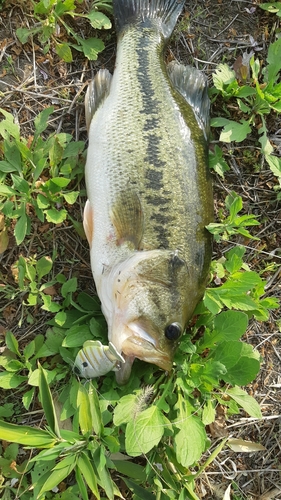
[213,310,248,341]
[203,291,223,315]
[63,191,79,204]
[22,387,35,410]
[88,381,102,436]
[113,394,138,426]
[202,400,216,426]
[38,364,61,438]
[37,193,50,209]
[73,37,105,60]
[0,403,14,418]
[122,478,155,500]
[0,419,56,447]
[54,311,67,326]
[226,387,262,418]
[77,384,93,435]
[77,453,100,499]
[29,367,57,387]
[5,330,20,356]
[14,213,28,245]
[0,108,21,140]
[125,406,167,457]
[208,145,229,177]
[36,255,53,281]
[219,119,251,143]
[224,245,245,273]
[211,341,260,385]
[16,26,40,44]
[34,107,54,136]
[0,372,26,389]
[62,324,92,347]
[45,208,67,223]
[38,456,76,497]
[55,42,73,62]
[61,277,77,297]
[75,466,89,500]
[265,153,281,177]
[49,177,71,189]
[212,64,236,90]
[112,460,146,481]
[86,10,112,29]
[174,415,206,467]
[41,294,61,312]
[266,37,281,82]
[219,293,258,311]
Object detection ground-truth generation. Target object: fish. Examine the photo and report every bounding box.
[74,340,125,378]
[83,0,213,384]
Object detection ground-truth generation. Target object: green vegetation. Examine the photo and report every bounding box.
[209,37,281,194]
[0,2,280,499]
[16,0,113,62]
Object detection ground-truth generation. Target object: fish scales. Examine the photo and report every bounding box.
[84,0,213,383]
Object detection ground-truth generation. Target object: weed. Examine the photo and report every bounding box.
[210,37,281,195]
[16,0,113,62]
[0,107,85,246]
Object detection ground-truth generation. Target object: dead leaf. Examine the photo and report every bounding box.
[228,438,266,453]
[0,228,9,253]
[53,397,72,431]
[42,285,57,296]
[259,488,281,500]
[209,420,228,437]
[0,213,5,230]
[223,484,231,500]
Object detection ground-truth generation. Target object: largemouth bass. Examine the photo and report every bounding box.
[83,0,213,384]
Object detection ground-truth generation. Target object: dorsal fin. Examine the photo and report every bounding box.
[167,61,210,138]
[85,69,112,132]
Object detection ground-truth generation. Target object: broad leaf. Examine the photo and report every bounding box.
[125,406,167,457]
[226,387,262,418]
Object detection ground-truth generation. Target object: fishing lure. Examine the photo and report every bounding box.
[74,340,125,378]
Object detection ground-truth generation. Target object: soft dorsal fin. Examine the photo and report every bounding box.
[167,61,210,138]
[85,69,112,132]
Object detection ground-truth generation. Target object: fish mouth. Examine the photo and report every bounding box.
[112,322,173,384]
[121,321,173,370]
[121,334,173,372]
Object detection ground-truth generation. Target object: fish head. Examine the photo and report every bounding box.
[105,250,200,384]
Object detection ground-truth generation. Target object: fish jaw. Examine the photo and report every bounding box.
[111,322,174,385]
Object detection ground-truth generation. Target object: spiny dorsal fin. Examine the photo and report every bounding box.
[167,61,210,138]
[85,69,112,132]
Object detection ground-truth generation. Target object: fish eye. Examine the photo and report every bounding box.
[164,322,182,341]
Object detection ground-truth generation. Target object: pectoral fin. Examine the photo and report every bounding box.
[167,61,210,138]
[83,200,94,247]
[110,190,144,249]
[85,69,112,132]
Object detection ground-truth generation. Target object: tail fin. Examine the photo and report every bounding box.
[113,0,184,39]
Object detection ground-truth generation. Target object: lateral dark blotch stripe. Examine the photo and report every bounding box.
[145,194,168,206]
[145,168,163,184]
[150,213,172,225]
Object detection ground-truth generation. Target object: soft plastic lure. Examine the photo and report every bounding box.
[74,340,125,378]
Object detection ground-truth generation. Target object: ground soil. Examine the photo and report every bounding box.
[0,0,280,499]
